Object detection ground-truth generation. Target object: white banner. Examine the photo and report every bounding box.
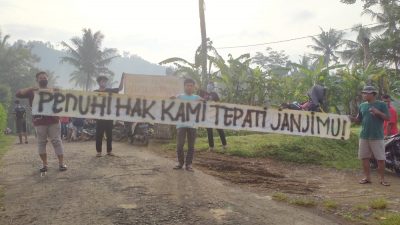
[32,90,351,140]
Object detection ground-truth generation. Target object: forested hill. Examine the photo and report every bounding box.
[29,41,166,89]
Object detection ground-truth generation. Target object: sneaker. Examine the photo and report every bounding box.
[39,165,48,173]
[96,152,102,157]
[59,164,67,171]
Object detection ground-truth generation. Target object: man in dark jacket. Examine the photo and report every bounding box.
[94,74,124,157]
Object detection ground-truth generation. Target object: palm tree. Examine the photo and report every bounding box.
[0,31,10,49]
[198,0,208,89]
[159,40,223,88]
[308,28,345,67]
[362,0,400,76]
[338,24,372,68]
[60,28,119,91]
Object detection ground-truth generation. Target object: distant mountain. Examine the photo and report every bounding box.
[29,41,166,89]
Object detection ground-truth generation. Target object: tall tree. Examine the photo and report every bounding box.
[364,1,400,75]
[199,0,208,89]
[60,28,119,90]
[160,40,222,88]
[338,24,372,67]
[252,47,291,75]
[308,28,345,67]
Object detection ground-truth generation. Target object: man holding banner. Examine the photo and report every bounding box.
[94,74,125,157]
[16,71,67,173]
[351,86,390,186]
[172,78,202,172]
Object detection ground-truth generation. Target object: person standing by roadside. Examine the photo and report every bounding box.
[199,83,227,151]
[94,74,124,157]
[16,71,67,173]
[381,94,398,136]
[172,78,202,172]
[13,100,28,144]
[60,116,70,139]
[350,86,390,186]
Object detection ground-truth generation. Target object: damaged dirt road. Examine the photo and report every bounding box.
[0,138,345,225]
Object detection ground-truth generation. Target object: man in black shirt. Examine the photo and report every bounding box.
[200,83,227,151]
[95,74,125,157]
[13,100,28,144]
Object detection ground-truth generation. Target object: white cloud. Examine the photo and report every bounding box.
[0,0,374,63]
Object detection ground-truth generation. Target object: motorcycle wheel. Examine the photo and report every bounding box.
[369,159,378,170]
[142,136,149,146]
[129,136,134,145]
[394,155,400,177]
[112,127,125,142]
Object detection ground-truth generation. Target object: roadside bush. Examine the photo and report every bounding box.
[0,104,7,136]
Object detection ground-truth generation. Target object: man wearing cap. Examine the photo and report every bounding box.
[381,94,398,136]
[94,74,125,157]
[350,86,390,186]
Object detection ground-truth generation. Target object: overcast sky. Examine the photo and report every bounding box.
[0,0,373,64]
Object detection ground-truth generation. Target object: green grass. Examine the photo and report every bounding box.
[0,135,13,163]
[369,198,388,210]
[0,135,13,210]
[323,200,339,210]
[380,213,400,225]
[353,204,369,211]
[272,192,288,202]
[164,131,360,169]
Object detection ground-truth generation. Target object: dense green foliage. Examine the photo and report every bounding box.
[0,104,6,135]
[161,0,400,115]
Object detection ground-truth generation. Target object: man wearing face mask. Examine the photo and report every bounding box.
[16,71,67,173]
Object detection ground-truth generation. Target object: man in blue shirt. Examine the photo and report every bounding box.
[172,78,202,171]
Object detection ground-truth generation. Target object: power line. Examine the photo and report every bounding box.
[216,22,386,49]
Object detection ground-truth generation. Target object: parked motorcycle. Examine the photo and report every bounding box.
[112,121,131,141]
[129,122,153,146]
[370,133,400,176]
[81,121,96,141]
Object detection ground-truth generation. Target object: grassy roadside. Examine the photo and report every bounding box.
[0,135,13,162]
[164,130,360,169]
[0,135,14,210]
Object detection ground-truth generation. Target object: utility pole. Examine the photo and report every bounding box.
[199,0,208,89]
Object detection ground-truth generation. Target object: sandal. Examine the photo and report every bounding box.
[359,178,371,184]
[59,164,67,171]
[106,152,115,156]
[380,181,390,186]
[96,152,102,157]
[39,165,48,173]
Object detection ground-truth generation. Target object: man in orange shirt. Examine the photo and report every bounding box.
[382,95,398,136]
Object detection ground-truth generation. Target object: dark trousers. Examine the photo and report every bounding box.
[96,120,113,153]
[176,127,197,166]
[207,128,227,148]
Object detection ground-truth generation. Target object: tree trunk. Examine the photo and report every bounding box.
[199,0,208,89]
[85,73,91,91]
[362,37,371,69]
